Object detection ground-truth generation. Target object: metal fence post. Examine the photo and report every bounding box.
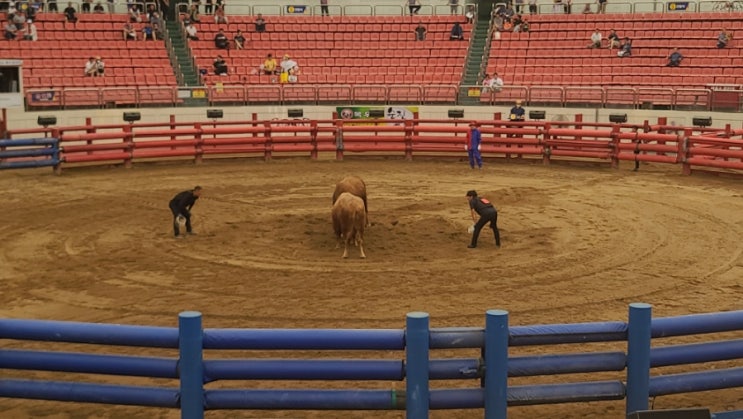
[179,311,204,419]
[626,303,652,416]
[406,312,430,419]
[485,309,509,419]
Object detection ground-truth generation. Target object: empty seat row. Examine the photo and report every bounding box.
[191,15,465,25]
[193,22,471,33]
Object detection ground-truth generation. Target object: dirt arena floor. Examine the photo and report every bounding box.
[2,156,743,419]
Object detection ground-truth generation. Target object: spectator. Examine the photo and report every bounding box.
[262,53,277,74]
[287,67,298,83]
[93,1,104,12]
[216,0,225,13]
[214,28,228,49]
[188,4,200,23]
[142,22,156,40]
[449,0,459,15]
[481,73,493,93]
[607,29,620,49]
[407,0,421,15]
[280,54,299,74]
[450,22,463,40]
[213,55,228,75]
[520,19,530,32]
[123,22,137,40]
[415,22,426,41]
[514,0,523,14]
[27,3,40,21]
[717,28,732,48]
[48,0,58,12]
[23,19,37,41]
[84,57,97,76]
[553,0,563,13]
[666,48,683,67]
[95,56,105,76]
[582,3,592,13]
[214,5,227,24]
[491,72,504,92]
[320,0,330,16]
[81,0,91,13]
[597,0,607,13]
[528,0,537,14]
[130,7,142,23]
[12,11,25,30]
[500,4,515,20]
[587,28,601,48]
[493,13,504,32]
[513,14,527,32]
[509,100,525,122]
[185,22,198,40]
[149,11,161,27]
[64,2,78,23]
[4,19,17,40]
[153,23,163,39]
[565,0,572,14]
[482,72,504,93]
[465,5,475,23]
[617,37,632,57]
[255,13,266,32]
[233,29,245,50]
[204,0,213,14]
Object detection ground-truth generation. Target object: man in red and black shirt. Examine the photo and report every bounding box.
[466,190,501,249]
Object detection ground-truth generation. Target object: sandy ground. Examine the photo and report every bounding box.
[1,156,743,419]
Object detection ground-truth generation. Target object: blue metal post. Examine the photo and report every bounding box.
[179,311,204,419]
[485,309,509,419]
[626,303,652,416]
[406,312,430,419]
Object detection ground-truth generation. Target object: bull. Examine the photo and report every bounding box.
[332,192,367,259]
[332,175,368,225]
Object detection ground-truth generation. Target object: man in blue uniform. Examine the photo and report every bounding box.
[466,190,501,249]
[466,122,483,169]
[169,186,202,238]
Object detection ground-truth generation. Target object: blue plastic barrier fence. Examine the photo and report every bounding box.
[1,306,743,418]
[0,138,59,170]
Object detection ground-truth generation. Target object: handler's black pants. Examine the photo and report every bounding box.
[471,208,501,247]
[169,203,192,236]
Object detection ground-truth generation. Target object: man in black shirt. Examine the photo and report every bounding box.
[466,190,501,249]
[214,28,228,49]
[255,13,266,33]
[169,186,202,238]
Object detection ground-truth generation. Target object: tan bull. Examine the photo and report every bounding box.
[332,175,368,225]
[332,192,367,259]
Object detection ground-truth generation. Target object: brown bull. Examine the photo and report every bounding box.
[332,192,367,259]
[332,175,368,225]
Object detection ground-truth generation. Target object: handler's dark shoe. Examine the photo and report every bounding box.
[467,244,477,248]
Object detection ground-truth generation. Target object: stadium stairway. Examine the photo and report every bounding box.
[167,20,200,87]
[458,2,494,105]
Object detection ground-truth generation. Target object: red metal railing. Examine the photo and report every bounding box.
[6,117,743,176]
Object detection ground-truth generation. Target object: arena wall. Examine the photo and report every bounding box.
[5,105,743,132]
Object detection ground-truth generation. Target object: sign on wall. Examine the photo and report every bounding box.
[286,5,307,14]
[667,2,689,11]
[337,106,417,121]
